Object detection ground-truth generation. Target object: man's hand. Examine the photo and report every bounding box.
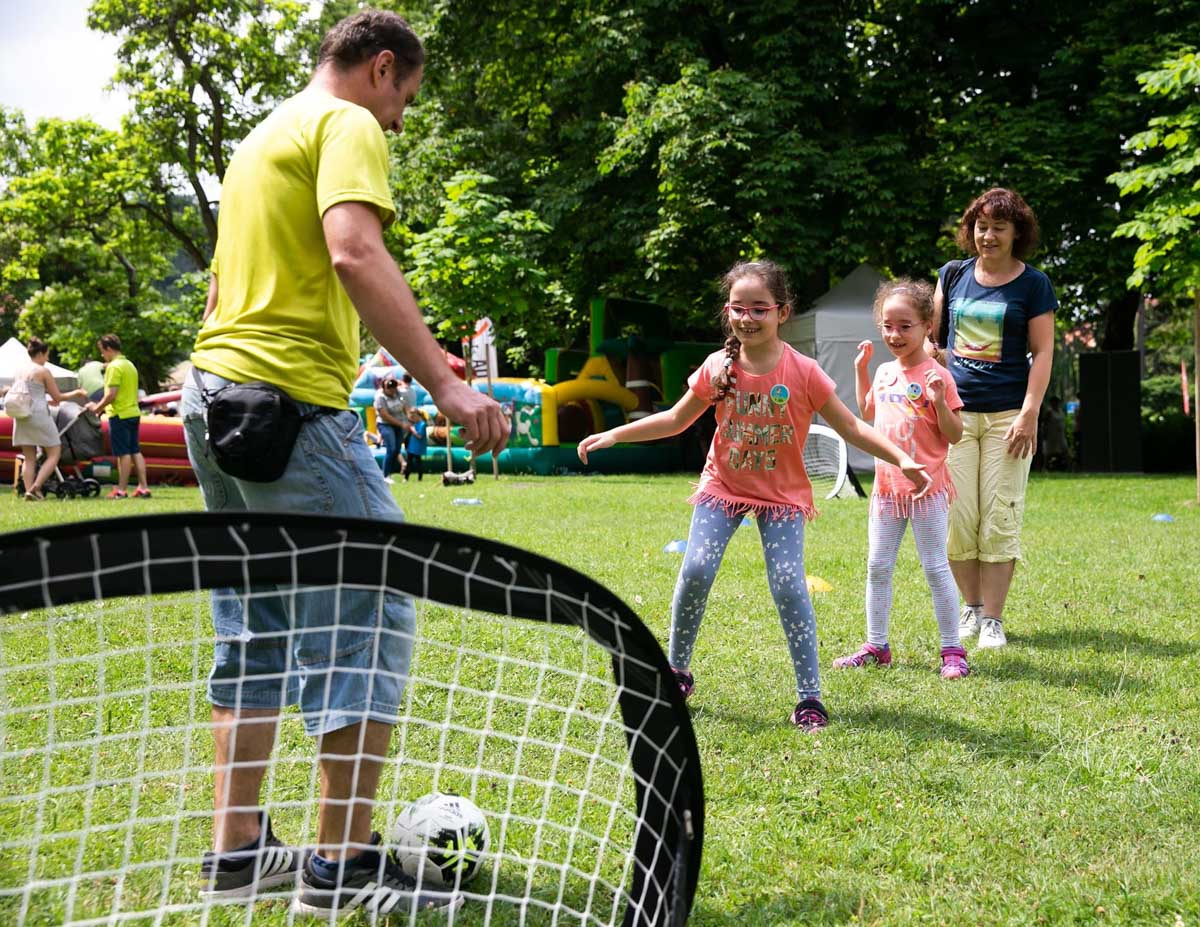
[433,382,509,457]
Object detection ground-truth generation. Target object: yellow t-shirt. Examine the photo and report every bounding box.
[192,89,396,407]
[103,355,141,419]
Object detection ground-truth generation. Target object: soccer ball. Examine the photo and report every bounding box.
[389,792,490,887]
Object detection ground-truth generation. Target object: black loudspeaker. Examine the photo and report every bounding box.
[1078,351,1142,471]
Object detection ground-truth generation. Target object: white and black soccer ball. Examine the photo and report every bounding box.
[389,792,490,887]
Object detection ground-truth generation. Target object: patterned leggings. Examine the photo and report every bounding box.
[866,504,961,649]
[669,501,821,701]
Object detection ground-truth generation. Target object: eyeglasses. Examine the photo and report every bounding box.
[725,303,779,321]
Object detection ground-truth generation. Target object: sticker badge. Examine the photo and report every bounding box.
[906,382,923,402]
[770,384,790,405]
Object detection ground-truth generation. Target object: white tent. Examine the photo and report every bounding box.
[779,264,889,471]
[0,337,80,391]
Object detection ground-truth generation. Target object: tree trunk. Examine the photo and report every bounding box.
[1099,289,1140,352]
[1194,290,1199,504]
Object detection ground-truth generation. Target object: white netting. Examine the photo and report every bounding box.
[0,517,700,926]
[803,424,855,500]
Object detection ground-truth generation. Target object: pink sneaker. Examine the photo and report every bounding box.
[790,699,829,733]
[833,642,892,669]
[940,646,970,680]
[670,666,695,701]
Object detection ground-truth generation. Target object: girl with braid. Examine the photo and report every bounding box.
[578,261,931,731]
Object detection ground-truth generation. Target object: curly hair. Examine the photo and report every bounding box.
[872,278,935,326]
[955,188,1040,260]
[711,260,793,403]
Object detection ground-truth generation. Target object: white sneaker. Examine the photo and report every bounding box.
[384,476,395,485]
[977,618,1007,649]
[958,604,981,638]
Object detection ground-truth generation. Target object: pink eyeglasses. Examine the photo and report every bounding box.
[725,303,779,321]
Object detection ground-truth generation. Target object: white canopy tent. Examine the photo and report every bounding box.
[780,264,889,471]
[0,337,80,391]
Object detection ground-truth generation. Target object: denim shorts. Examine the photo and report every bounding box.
[108,415,141,456]
[182,371,416,735]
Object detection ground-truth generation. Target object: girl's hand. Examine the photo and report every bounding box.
[925,367,945,405]
[899,457,933,499]
[577,430,616,464]
[854,340,873,370]
[1004,409,1039,458]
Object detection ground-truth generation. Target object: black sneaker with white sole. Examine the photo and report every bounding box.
[199,814,307,899]
[291,832,464,919]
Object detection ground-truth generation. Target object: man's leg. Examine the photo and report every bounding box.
[116,453,132,492]
[133,451,149,491]
[315,720,393,859]
[212,707,282,851]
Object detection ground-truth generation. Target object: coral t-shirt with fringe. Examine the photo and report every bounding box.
[870,357,963,516]
[687,345,836,521]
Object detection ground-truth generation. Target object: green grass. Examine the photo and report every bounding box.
[1,472,1198,925]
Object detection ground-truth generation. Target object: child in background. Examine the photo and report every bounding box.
[834,279,968,679]
[404,408,428,482]
[578,261,931,731]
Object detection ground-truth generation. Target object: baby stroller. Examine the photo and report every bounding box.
[36,404,104,499]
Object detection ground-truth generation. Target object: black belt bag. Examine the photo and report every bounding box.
[192,368,338,483]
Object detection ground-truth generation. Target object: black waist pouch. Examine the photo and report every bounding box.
[193,369,335,483]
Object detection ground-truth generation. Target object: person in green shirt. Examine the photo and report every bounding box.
[86,333,149,498]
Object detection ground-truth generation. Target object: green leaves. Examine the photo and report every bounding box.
[1110,48,1200,297]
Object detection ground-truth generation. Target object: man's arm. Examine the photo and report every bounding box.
[323,202,508,456]
[203,275,219,322]
[86,387,117,415]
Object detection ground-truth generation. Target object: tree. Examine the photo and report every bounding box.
[0,112,198,387]
[1110,48,1200,499]
[405,172,566,372]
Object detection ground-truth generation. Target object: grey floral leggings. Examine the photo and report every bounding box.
[668,501,821,701]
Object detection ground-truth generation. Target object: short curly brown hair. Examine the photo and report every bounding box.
[318,9,424,84]
[955,188,1040,260]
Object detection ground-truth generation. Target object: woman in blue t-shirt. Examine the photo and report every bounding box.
[932,188,1057,650]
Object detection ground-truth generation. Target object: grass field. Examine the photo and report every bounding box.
[1,471,1198,925]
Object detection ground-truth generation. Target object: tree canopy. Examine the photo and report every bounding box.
[2,0,1198,385]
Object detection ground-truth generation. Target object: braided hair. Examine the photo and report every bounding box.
[711,260,793,403]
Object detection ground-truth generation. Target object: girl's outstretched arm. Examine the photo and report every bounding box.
[577,389,710,464]
[819,393,932,499]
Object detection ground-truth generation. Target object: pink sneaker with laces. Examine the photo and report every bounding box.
[670,666,695,701]
[940,646,970,680]
[832,642,892,669]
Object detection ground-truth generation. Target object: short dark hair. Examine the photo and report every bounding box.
[98,333,122,352]
[383,377,399,388]
[26,337,48,359]
[955,188,1041,260]
[318,9,424,84]
[401,373,413,383]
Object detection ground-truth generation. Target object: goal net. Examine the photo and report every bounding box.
[803,424,859,500]
[0,513,703,926]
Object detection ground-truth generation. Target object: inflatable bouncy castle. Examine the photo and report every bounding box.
[352,297,715,475]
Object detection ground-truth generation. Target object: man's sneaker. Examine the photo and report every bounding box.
[670,666,695,701]
[977,617,1007,649]
[940,646,970,680]
[832,642,892,669]
[291,832,463,919]
[790,699,829,733]
[959,604,982,638]
[199,815,306,899]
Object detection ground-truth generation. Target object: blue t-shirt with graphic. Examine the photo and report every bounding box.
[940,258,1057,412]
[405,419,428,455]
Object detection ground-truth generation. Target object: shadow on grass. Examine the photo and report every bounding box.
[692,888,864,926]
[1017,627,1199,659]
[975,650,1153,695]
[835,705,1054,759]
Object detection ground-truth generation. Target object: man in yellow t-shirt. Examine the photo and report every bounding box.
[181,9,507,918]
[86,333,149,499]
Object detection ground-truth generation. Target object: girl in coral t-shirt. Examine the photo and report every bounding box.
[834,279,969,680]
[578,261,931,732]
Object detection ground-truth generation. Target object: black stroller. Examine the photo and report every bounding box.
[31,404,104,498]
